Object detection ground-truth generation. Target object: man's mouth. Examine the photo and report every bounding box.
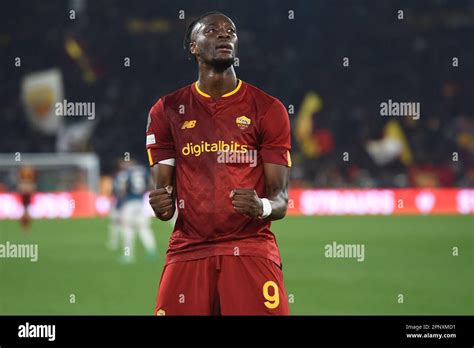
[215,43,233,52]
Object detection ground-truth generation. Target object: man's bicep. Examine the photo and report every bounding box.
[151,163,175,189]
[146,99,176,166]
[259,100,292,168]
[263,163,290,197]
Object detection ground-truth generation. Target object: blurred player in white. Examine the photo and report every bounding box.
[106,165,125,251]
[117,160,157,263]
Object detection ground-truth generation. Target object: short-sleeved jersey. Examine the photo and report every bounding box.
[146,80,291,266]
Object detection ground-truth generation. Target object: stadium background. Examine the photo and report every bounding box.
[0,0,473,314]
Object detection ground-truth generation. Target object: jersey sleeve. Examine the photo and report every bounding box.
[146,98,176,167]
[259,100,292,167]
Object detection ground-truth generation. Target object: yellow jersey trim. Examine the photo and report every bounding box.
[195,82,211,98]
[195,80,242,98]
[222,79,242,97]
[147,148,154,166]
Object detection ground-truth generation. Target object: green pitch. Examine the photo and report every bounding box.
[0,215,472,315]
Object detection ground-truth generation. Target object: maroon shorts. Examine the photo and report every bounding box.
[154,255,289,315]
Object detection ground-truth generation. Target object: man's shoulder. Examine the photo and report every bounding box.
[243,81,285,114]
[150,83,193,111]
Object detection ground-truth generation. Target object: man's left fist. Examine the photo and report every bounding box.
[230,188,263,218]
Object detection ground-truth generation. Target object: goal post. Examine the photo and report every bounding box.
[0,153,104,219]
[0,153,100,193]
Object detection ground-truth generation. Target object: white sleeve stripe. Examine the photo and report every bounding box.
[158,158,176,166]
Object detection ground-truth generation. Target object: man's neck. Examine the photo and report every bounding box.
[197,64,238,99]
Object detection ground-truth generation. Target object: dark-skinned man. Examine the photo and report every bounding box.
[146,12,291,315]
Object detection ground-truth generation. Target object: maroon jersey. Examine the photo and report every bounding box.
[146,80,291,266]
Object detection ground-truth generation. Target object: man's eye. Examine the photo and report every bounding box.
[206,28,215,33]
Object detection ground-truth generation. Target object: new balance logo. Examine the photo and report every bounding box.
[181,120,197,129]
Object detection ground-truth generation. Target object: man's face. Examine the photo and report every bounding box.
[190,14,238,69]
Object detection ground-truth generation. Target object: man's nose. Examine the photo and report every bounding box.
[217,28,231,39]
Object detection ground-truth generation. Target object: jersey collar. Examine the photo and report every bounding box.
[192,79,245,104]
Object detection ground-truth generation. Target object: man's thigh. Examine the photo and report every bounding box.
[217,256,290,315]
[154,257,219,315]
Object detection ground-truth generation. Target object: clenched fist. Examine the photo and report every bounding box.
[230,188,263,218]
[149,185,174,220]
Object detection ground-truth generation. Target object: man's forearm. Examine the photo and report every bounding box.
[150,164,176,221]
[261,163,290,221]
[264,189,288,221]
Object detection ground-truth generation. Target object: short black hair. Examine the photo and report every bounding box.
[183,11,227,60]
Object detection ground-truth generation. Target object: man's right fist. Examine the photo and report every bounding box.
[149,185,174,220]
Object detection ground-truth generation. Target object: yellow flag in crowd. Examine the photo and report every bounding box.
[295,91,323,157]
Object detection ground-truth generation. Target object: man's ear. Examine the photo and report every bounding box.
[190,42,197,56]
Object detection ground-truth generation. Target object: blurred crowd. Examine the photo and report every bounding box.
[1,0,473,188]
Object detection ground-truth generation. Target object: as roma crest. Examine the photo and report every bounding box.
[235,115,251,130]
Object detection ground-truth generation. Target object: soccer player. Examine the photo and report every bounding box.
[106,161,126,251]
[147,12,291,315]
[17,165,36,231]
[117,160,157,264]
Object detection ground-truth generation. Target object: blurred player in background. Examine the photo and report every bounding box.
[106,160,126,251]
[117,160,157,264]
[17,165,36,231]
[147,12,291,315]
